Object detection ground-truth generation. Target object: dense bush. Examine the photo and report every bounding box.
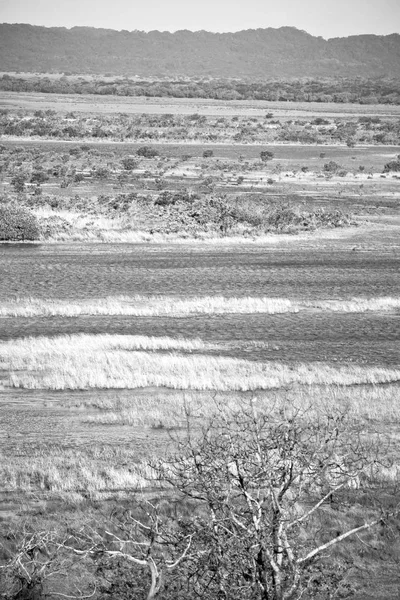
[121,156,137,170]
[383,160,400,172]
[323,160,342,173]
[0,204,40,240]
[1,74,400,105]
[136,146,158,158]
[260,150,274,162]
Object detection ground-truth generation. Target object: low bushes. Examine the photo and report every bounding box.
[265,205,351,232]
[0,204,40,241]
[383,160,400,173]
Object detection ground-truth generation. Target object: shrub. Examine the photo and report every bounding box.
[94,166,110,179]
[30,171,49,184]
[260,150,274,162]
[324,161,342,174]
[0,204,40,241]
[121,156,137,170]
[383,160,400,173]
[10,172,28,192]
[137,146,158,158]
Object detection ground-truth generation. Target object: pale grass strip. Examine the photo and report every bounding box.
[2,346,400,391]
[1,296,400,317]
[0,334,207,361]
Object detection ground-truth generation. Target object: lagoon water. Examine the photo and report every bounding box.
[1,242,399,366]
[1,242,400,300]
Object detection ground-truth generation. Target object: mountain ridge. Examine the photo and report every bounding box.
[1,24,399,78]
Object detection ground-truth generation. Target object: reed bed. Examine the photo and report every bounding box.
[2,335,400,390]
[1,295,400,317]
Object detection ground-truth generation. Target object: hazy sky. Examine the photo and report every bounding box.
[0,0,399,38]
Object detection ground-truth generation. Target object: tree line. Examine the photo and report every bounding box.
[1,75,400,105]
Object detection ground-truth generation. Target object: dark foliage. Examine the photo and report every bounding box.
[383,160,400,172]
[260,151,274,162]
[1,73,400,104]
[137,146,159,158]
[121,156,137,170]
[0,204,40,241]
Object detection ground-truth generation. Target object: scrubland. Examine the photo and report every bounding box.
[0,104,400,242]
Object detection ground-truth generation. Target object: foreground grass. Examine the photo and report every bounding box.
[1,295,400,317]
[2,386,400,500]
[0,445,154,499]
[1,334,400,390]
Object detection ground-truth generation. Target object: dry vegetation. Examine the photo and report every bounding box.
[1,332,400,391]
[0,104,400,241]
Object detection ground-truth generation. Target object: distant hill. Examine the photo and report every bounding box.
[1,24,400,78]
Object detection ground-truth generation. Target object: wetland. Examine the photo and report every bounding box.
[0,93,400,599]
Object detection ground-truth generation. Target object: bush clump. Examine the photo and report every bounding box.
[323,161,342,174]
[137,146,158,158]
[0,204,40,241]
[383,160,400,173]
[121,156,137,170]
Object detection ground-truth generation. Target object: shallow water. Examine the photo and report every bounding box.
[1,243,400,300]
[1,313,399,365]
[1,242,399,366]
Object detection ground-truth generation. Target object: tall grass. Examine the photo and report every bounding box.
[0,445,155,497]
[1,296,399,317]
[1,334,400,390]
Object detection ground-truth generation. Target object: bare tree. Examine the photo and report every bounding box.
[153,400,397,600]
[60,501,194,600]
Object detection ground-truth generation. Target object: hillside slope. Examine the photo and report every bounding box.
[0,24,400,77]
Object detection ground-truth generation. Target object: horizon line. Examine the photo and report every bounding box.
[1,22,400,40]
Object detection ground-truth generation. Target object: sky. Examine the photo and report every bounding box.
[0,0,399,38]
